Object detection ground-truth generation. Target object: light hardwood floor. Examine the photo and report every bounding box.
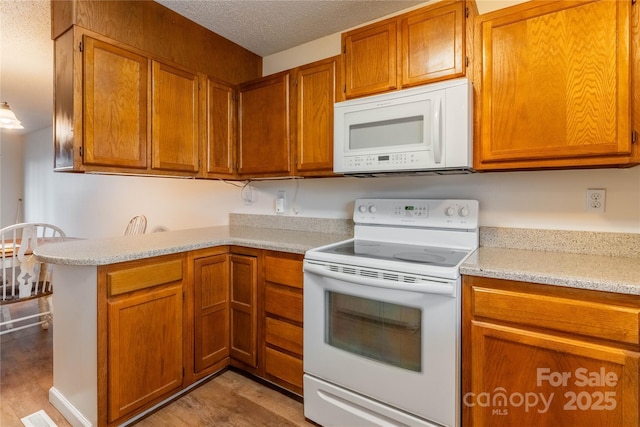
[0,301,314,427]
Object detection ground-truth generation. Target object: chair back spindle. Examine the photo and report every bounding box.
[124,215,147,236]
[0,223,66,335]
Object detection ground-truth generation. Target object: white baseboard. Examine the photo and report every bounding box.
[49,387,93,427]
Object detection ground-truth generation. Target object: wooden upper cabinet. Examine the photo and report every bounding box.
[401,1,465,87]
[151,61,200,173]
[51,1,262,177]
[342,0,466,99]
[201,77,236,177]
[238,72,291,176]
[54,27,204,176]
[83,36,148,169]
[293,56,341,176]
[343,19,398,98]
[475,0,639,170]
[634,0,639,146]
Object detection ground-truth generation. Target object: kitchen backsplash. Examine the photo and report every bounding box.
[480,227,640,258]
[229,213,354,236]
[231,214,638,258]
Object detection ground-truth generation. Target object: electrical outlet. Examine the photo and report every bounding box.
[586,189,606,213]
[242,184,254,206]
[276,190,286,214]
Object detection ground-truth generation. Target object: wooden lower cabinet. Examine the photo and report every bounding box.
[192,249,230,376]
[462,276,640,427]
[261,251,304,395]
[229,250,259,369]
[97,247,304,426]
[99,254,186,426]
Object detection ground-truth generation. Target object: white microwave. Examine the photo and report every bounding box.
[334,78,472,175]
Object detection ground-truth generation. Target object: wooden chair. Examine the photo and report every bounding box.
[0,223,67,335]
[124,215,147,235]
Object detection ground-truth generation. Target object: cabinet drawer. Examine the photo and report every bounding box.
[107,258,183,296]
[265,347,303,389]
[265,284,302,323]
[265,255,303,288]
[470,285,640,345]
[266,317,303,355]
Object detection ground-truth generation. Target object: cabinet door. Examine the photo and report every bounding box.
[54,28,78,170]
[107,284,183,423]
[151,60,199,173]
[229,254,258,367]
[83,35,148,169]
[263,253,304,394]
[466,322,639,427]
[293,56,339,176]
[202,77,236,177]
[476,0,634,169]
[193,253,229,373]
[343,19,398,98]
[401,0,465,87]
[238,72,291,176]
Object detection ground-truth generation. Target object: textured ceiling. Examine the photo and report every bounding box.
[1,0,53,136]
[156,0,423,57]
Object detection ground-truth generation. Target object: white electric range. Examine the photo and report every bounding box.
[303,198,479,427]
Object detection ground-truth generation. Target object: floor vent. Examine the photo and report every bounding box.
[21,410,58,427]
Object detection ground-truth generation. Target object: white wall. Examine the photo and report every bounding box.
[0,132,25,227]
[234,168,640,233]
[23,128,248,239]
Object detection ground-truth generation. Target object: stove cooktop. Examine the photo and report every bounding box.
[317,239,470,268]
[305,199,479,280]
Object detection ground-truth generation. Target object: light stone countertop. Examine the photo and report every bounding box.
[460,247,640,295]
[34,225,352,266]
[34,215,639,295]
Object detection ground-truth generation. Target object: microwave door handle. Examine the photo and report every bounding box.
[433,98,443,164]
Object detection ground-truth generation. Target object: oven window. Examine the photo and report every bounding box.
[326,291,421,372]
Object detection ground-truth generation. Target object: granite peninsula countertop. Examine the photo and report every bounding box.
[34,225,352,266]
[34,217,639,296]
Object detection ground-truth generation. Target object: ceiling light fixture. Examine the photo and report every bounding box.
[0,102,24,130]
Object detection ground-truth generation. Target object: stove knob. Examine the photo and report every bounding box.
[459,206,470,217]
[369,205,377,214]
[445,206,456,216]
[358,205,367,213]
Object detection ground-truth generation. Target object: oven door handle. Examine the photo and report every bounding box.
[304,262,456,296]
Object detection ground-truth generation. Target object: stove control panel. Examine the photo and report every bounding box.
[353,199,479,229]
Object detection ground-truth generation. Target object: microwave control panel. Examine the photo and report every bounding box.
[341,151,433,173]
[353,198,479,229]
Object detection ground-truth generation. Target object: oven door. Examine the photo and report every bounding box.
[303,259,460,427]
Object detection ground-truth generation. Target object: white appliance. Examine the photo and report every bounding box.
[303,198,479,427]
[333,78,472,176]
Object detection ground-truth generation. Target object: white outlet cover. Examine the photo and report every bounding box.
[586,189,606,213]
